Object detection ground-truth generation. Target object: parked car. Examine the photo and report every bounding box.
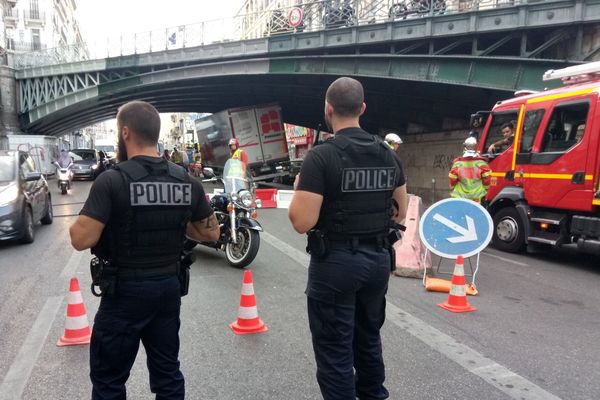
[70,148,105,180]
[0,150,53,244]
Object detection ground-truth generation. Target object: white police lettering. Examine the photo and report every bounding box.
[130,182,192,206]
[342,168,396,192]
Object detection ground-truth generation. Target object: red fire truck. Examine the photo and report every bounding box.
[473,62,600,255]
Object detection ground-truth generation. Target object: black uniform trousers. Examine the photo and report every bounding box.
[306,246,390,400]
[90,275,184,400]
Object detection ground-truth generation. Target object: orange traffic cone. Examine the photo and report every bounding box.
[437,256,477,313]
[230,270,268,335]
[57,277,91,346]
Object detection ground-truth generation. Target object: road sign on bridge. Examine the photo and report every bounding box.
[419,198,493,259]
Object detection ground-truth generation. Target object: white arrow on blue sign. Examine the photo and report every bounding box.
[419,198,493,259]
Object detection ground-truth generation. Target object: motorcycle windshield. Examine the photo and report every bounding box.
[223,159,250,194]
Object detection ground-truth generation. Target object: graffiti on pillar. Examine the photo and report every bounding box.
[432,154,454,170]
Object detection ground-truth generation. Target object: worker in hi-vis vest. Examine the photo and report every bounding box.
[228,138,248,167]
[448,137,492,203]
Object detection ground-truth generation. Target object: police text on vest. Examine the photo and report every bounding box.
[130,182,192,206]
[342,168,396,192]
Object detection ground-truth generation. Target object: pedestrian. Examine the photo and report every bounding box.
[162,148,171,161]
[69,100,220,400]
[288,77,408,400]
[384,132,403,151]
[487,121,515,153]
[171,146,184,167]
[449,137,492,203]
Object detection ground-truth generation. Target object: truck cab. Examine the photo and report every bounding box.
[476,62,600,255]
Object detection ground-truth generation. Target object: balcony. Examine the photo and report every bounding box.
[7,0,17,5]
[24,9,45,26]
[6,40,46,52]
[3,7,18,24]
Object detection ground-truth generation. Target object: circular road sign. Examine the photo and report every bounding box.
[288,7,304,28]
[419,198,493,259]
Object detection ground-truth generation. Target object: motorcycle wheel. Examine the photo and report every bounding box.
[225,228,260,269]
[61,185,67,195]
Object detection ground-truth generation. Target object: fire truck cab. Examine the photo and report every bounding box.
[474,62,600,255]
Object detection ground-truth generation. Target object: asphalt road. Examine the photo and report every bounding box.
[0,178,599,400]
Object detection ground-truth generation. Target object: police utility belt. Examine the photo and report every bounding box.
[90,250,195,297]
[306,227,404,272]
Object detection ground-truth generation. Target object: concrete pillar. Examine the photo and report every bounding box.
[0,65,23,150]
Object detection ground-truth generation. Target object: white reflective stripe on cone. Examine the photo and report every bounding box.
[237,306,258,320]
[450,284,467,297]
[67,291,83,305]
[453,264,465,277]
[241,283,255,296]
[64,315,90,330]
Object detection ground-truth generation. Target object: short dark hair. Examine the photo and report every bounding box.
[501,122,514,131]
[325,77,364,117]
[116,101,160,146]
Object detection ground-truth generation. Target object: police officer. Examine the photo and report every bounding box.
[69,101,220,400]
[288,77,408,400]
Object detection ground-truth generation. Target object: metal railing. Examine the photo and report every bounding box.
[13,0,542,69]
[24,9,45,21]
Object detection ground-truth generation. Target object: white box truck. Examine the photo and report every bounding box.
[7,135,59,177]
[195,103,291,180]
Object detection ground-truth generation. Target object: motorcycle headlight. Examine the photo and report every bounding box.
[239,190,253,207]
[0,184,19,206]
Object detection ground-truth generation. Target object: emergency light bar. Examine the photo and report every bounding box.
[543,61,600,84]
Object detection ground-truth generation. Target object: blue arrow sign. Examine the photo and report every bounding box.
[419,198,493,259]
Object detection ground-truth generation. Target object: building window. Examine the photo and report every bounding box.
[30,0,40,19]
[32,29,41,50]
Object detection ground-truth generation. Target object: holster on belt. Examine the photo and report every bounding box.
[306,229,329,258]
[90,257,117,297]
[178,250,196,297]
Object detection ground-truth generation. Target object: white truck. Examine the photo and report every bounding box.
[195,103,292,180]
[7,135,59,177]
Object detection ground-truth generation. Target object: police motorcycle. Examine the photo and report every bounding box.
[185,159,263,268]
[54,161,73,195]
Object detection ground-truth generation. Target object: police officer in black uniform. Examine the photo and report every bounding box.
[289,77,408,400]
[69,101,219,400]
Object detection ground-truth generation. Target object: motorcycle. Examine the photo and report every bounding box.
[54,161,73,195]
[323,0,356,29]
[185,159,263,268]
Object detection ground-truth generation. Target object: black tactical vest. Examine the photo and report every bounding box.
[98,159,192,269]
[318,130,397,240]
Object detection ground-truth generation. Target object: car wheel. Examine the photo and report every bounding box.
[20,207,35,244]
[40,195,53,225]
[492,207,525,253]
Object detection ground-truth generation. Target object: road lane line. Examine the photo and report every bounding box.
[385,303,561,400]
[482,251,529,267]
[0,296,63,400]
[262,232,561,400]
[262,232,310,266]
[60,250,84,279]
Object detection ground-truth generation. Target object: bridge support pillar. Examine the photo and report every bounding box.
[0,66,23,150]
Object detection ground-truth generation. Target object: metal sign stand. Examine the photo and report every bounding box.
[421,248,481,287]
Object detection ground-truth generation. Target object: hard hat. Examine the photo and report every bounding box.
[228,138,239,147]
[463,137,478,156]
[384,133,403,144]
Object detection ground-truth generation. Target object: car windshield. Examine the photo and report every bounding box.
[0,156,15,182]
[71,150,96,161]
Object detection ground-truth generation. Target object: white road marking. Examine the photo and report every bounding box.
[0,296,64,400]
[262,231,561,400]
[481,250,529,267]
[59,250,84,279]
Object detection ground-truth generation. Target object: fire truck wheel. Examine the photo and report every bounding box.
[492,207,525,253]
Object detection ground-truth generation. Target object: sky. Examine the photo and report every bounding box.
[76,0,243,139]
[76,0,244,49]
